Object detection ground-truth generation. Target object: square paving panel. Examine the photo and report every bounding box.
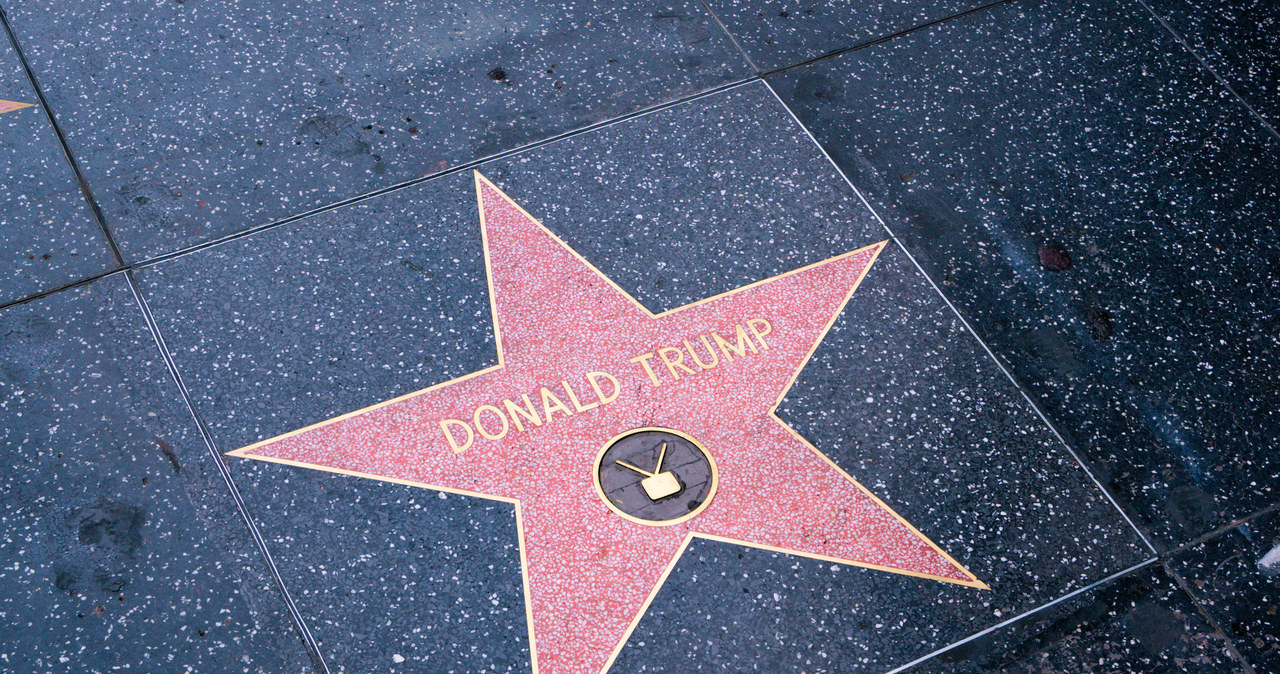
[138,82,1151,671]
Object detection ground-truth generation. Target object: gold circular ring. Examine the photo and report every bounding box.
[592,426,718,527]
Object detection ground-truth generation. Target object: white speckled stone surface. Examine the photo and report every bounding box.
[770,0,1280,551]
[0,275,312,671]
[0,34,114,304]
[2,0,750,261]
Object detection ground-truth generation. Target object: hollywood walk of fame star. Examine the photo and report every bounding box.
[229,172,986,673]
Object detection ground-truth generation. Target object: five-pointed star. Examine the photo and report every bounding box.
[229,172,985,673]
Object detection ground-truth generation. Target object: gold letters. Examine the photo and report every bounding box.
[629,352,662,387]
[587,371,619,404]
[503,394,542,432]
[563,380,598,413]
[540,386,573,422]
[473,405,509,441]
[713,324,759,362]
[747,318,772,350]
[441,372,620,454]
[657,347,695,380]
[684,336,719,370]
[438,318,773,454]
[440,419,474,454]
[627,319,774,387]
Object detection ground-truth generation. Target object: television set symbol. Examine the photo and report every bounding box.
[616,442,682,501]
[594,427,718,526]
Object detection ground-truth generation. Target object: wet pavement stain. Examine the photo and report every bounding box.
[69,499,146,553]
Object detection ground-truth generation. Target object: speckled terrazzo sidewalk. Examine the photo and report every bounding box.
[0,1,1276,672]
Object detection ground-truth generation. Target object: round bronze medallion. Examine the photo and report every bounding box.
[593,427,718,526]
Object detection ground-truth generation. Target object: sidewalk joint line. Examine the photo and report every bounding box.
[763,0,1020,78]
[1163,502,1279,557]
[696,0,761,74]
[122,270,332,674]
[135,77,759,268]
[883,558,1159,673]
[1161,559,1259,673]
[0,2,124,267]
[0,267,125,311]
[1135,0,1280,143]
[136,0,1021,270]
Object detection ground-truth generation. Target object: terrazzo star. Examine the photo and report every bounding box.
[229,173,987,673]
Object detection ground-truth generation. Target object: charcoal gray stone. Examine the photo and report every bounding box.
[769,0,1280,548]
[1170,510,1280,671]
[0,274,311,671]
[915,563,1243,672]
[2,0,751,260]
[703,0,990,71]
[0,36,114,304]
[1144,0,1280,126]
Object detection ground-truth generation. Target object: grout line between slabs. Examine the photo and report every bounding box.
[0,80,763,306]
[696,0,761,74]
[1166,502,1280,557]
[1155,502,1278,672]
[0,267,121,311]
[123,269,332,674]
[1134,0,1280,143]
[764,0,1020,77]
[1161,560,1259,673]
[884,558,1159,673]
[759,78,1160,558]
[0,1,123,267]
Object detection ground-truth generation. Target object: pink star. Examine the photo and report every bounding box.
[230,172,985,673]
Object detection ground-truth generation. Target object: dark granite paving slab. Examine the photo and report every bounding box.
[914,562,1243,673]
[0,33,115,305]
[769,0,1280,549]
[702,0,992,71]
[0,275,311,671]
[1170,510,1280,671]
[133,169,496,455]
[1144,0,1280,127]
[2,0,750,262]
[232,461,533,672]
[138,82,1149,671]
